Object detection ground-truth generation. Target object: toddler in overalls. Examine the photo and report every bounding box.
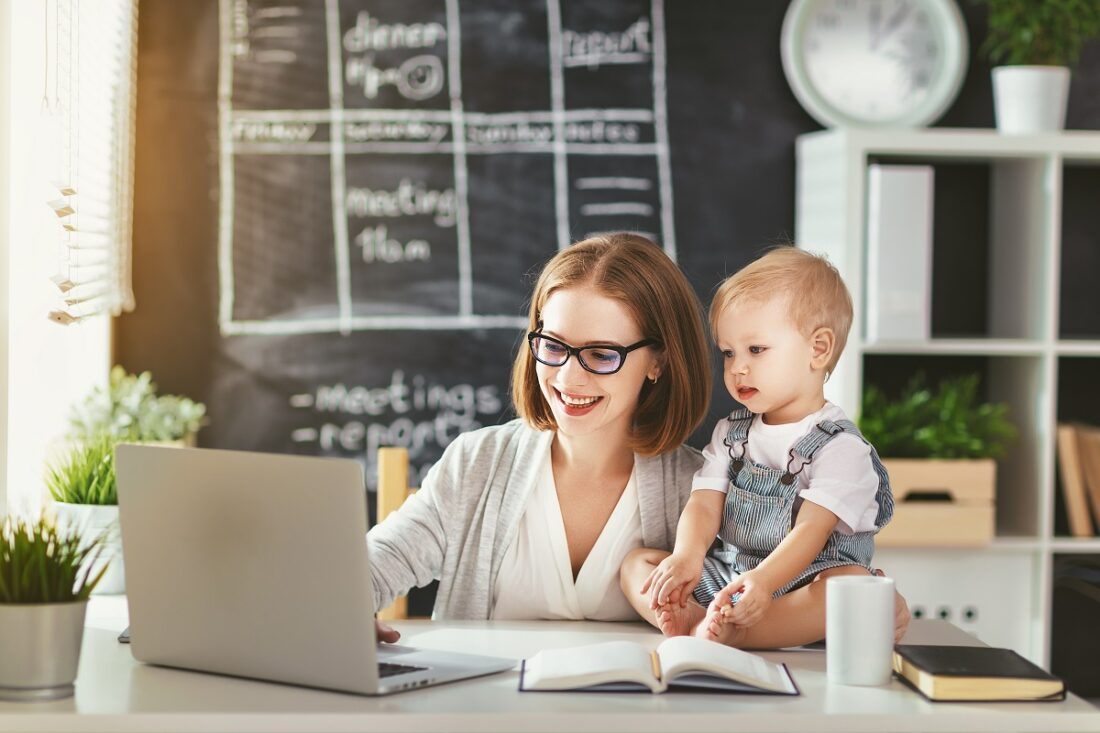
[620,246,894,648]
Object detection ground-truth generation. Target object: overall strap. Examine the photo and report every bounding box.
[722,407,754,444]
[790,419,895,529]
[790,419,858,463]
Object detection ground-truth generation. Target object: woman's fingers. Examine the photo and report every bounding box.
[375,620,400,644]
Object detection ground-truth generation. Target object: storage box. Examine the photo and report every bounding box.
[877,458,996,547]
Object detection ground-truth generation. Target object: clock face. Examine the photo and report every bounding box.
[781,0,968,128]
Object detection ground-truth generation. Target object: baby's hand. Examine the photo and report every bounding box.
[641,552,701,609]
[713,572,771,628]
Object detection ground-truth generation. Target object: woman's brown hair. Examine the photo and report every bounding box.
[511,233,711,456]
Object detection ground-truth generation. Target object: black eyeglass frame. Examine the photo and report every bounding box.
[527,331,661,375]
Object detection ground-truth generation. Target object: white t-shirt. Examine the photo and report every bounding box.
[691,402,880,534]
[491,451,643,621]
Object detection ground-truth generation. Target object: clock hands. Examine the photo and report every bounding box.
[871,2,912,51]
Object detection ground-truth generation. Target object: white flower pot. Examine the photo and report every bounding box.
[992,65,1070,134]
[0,601,87,700]
[52,503,125,595]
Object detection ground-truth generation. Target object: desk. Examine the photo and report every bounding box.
[0,602,1097,733]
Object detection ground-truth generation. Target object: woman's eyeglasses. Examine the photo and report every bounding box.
[527,332,659,375]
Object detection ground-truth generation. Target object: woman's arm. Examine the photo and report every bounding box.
[367,437,468,610]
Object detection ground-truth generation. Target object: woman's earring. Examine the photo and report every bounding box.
[649,374,659,384]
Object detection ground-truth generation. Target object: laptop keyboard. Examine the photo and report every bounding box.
[378,661,428,678]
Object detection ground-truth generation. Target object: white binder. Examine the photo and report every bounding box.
[865,164,934,342]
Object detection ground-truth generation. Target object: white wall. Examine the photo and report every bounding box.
[0,0,11,515]
[4,1,110,517]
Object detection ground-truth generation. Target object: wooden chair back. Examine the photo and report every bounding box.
[375,447,417,620]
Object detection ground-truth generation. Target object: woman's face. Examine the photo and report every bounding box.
[535,286,661,443]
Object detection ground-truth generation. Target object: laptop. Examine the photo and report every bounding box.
[115,443,515,695]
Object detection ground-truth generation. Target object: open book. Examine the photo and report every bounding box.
[519,636,799,695]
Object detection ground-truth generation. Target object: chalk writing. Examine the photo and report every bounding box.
[345,54,446,100]
[344,179,457,227]
[356,225,431,263]
[562,18,651,69]
[343,12,447,52]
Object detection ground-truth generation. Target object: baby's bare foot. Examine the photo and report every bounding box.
[655,601,705,637]
[694,604,748,647]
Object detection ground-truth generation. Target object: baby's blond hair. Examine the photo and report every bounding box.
[710,246,853,373]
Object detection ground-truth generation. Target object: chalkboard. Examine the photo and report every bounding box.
[119,1,1100,492]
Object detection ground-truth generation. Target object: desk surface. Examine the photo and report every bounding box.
[0,600,1097,733]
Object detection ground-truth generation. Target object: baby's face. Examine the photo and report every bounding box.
[715,295,824,424]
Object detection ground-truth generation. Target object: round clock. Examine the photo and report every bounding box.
[780,0,969,128]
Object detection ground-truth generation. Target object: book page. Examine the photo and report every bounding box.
[657,636,796,694]
[522,641,659,692]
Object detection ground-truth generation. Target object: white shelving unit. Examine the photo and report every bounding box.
[795,128,1100,666]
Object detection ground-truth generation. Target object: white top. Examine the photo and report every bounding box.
[691,402,880,534]
[491,452,642,621]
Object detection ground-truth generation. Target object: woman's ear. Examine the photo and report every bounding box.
[809,327,835,372]
[647,349,668,382]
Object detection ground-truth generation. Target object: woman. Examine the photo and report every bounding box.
[369,232,910,643]
[370,232,709,629]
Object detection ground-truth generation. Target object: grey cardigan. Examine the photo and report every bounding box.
[367,419,703,619]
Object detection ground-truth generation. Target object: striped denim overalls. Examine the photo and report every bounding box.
[693,407,894,606]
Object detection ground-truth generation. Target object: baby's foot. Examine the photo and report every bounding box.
[655,601,705,637]
[694,604,748,647]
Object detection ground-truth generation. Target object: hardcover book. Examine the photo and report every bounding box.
[893,645,1065,702]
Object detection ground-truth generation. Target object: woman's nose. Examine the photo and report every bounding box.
[558,355,590,384]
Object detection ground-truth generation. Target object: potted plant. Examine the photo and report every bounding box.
[68,365,206,444]
[0,514,107,701]
[46,437,125,594]
[977,0,1100,133]
[47,369,205,594]
[860,374,1017,546]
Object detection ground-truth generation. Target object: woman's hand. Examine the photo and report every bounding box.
[641,552,701,609]
[375,619,401,644]
[873,568,911,642]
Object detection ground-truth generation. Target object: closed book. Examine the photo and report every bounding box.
[519,636,798,695]
[893,645,1065,702]
[1057,423,1094,537]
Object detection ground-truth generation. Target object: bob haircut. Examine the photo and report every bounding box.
[709,246,853,374]
[511,232,711,456]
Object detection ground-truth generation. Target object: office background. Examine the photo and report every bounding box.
[118,1,1100,484]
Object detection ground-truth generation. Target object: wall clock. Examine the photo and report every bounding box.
[780,0,969,128]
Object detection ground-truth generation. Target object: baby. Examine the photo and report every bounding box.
[621,246,894,647]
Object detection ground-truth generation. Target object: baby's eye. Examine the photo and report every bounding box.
[720,349,734,359]
[748,346,766,355]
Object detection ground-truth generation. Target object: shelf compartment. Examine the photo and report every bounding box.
[1058,163,1100,340]
[862,354,1046,539]
[876,548,1038,657]
[1051,556,1100,697]
[863,157,1054,342]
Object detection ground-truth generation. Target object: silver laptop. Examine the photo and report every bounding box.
[115,443,515,695]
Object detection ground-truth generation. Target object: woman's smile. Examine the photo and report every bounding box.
[554,387,604,416]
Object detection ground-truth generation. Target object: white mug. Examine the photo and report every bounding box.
[826,575,895,686]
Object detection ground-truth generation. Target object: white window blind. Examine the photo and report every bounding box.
[46,0,138,324]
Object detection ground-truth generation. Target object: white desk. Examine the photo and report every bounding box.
[0,600,1097,733]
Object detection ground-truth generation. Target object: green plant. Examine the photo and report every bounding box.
[45,436,117,505]
[0,515,107,603]
[859,374,1017,459]
[69,366,206,443]
[977,0,1100,66]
